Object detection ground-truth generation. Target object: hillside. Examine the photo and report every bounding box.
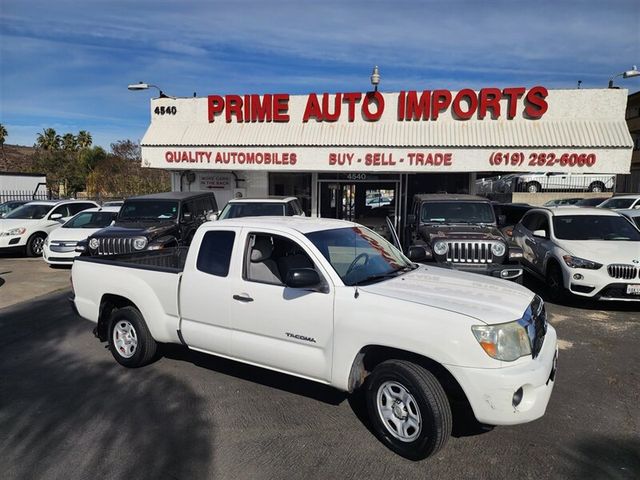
[0,144,38,173]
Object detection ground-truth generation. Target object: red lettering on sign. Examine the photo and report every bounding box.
[478,88,502,119]
[322,93,341,122]
[303,93,323,122]
[250,94,273,122]
[362,92,384,121]
[452,89,478,120]
[273,94,290,122]
[342,92,362,122]
[207,95,224,122]
[524,86,548,119]
[502,87,526,119]
[405,90,430,120]
[225,95,243,123]
[431,90,452,120]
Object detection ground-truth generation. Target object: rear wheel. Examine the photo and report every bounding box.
[588,181,605,193]
[365,360,451,460]
[108,306,158,368]
[546,262,567,303]
[26,233,46,257]
[526,182,541,193]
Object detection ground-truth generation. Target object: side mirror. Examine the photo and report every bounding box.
[285,268,321,289]
[497,214,507,226]
[533,229,547,239]
[50,213,63,220]
[182,212,193,222]
[406,214,416,224]
[206,211,219,221]
[407,245,432,262]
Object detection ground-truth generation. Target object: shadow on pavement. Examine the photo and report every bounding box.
[0,293,214,480]
[563,436,640,479]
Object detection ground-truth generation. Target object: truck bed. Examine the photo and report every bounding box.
[77,247,189,273]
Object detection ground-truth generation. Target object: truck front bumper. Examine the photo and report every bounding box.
[433,261,523,281]
[447,325,557,426]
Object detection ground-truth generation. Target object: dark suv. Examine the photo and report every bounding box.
[84,192,217,256]
[406,194,523,282]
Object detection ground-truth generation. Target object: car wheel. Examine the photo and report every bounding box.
[25,233,46,257]
[588,181,605,193]
[546,262,567,303]
[108,306,158,368]
[526,182,541,193]
[365,359,451,460]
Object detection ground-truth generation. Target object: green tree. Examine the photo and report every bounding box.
[0,123,7,160]
[61,133,78,152]
[35,128,61,150]
[77,130,92,150]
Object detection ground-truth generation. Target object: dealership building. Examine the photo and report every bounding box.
[139,86,634,221]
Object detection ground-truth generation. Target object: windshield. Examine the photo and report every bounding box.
[306,226,414,286]
[64,211,118,228]
[553,215,640,241]
[118,201,179,221]
[599,198,636,209]
[5,204,52,219]
[219,203,285,219]
[421,202,495,224]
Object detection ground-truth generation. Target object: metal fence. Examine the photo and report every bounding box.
[0,190,50,203]
[476,173,617,194]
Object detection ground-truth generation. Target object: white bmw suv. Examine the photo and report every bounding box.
[512,207,640,302]
[0,200,98,256]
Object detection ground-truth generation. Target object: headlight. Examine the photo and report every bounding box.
[1,227,26,236]
[471,321,531,361]
[562,255,602,270]
[88,238,99,250]
[491,242,506,256]
[133,237,148,250]
[433,241,448,255]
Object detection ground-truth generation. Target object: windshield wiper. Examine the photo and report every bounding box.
[350,268,412,286]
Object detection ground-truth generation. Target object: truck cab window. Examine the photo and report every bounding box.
[197,231,235,277]
[245,233,315,285]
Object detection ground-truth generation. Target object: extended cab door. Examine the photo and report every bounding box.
[179,227,241,355]
[228,229,334,382]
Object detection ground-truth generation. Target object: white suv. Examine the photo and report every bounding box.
[217,196,305,219]
[512,207,640,302]
[0,200,98,256]
[597,195,640,210]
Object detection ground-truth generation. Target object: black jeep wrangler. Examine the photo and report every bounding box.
[405,194,523,282]
[83,192,217,256]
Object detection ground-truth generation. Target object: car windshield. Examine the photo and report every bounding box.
[63,211,119,228]
[553,215,640,241]
[575,198,606,206]
[599,198,636,209]
[218,203,285,219]
[118,201,179,220]
[306,226,414,286]
[5,204,52,219]
[421,202,495,224]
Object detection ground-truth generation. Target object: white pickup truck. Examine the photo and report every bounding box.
[71,217,557,460]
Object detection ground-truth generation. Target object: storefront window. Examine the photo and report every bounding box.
[269,173,312,216]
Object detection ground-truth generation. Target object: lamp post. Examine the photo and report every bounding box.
[127,82,174,98]
[370,66,380,92]
[608,66,640,88]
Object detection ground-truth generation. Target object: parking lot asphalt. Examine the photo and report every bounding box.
[0,253,70,308]
[1,281,639,479]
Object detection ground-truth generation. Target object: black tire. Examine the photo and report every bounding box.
[365,360,452,460]
[526,182,541,193]
[588,181,605,193]
[107,306,158,368]
[25,233,46,257]
[546,262,567,303]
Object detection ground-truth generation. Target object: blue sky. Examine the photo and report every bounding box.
[1,0,638,149]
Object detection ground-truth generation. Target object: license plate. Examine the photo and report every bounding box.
[626,284,640,295]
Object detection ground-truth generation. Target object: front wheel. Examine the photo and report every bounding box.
[26,233,46,257]
[108,306,158,368]
[546,262,568,303]
[365,360,452,460]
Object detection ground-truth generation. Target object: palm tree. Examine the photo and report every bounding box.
[0,123,7,160]
[77,130,92,150]
[62,133,78,152]
[36,128,61,150]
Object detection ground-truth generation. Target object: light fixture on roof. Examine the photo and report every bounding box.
[127,82,174,98]
[370,66,381,92]
[608,66,640,88]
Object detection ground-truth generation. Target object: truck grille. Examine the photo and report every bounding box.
[445,241,495,263]
[607,264,638,280]
[96,237,135,255]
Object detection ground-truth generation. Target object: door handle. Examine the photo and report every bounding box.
[233,294,254,303]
